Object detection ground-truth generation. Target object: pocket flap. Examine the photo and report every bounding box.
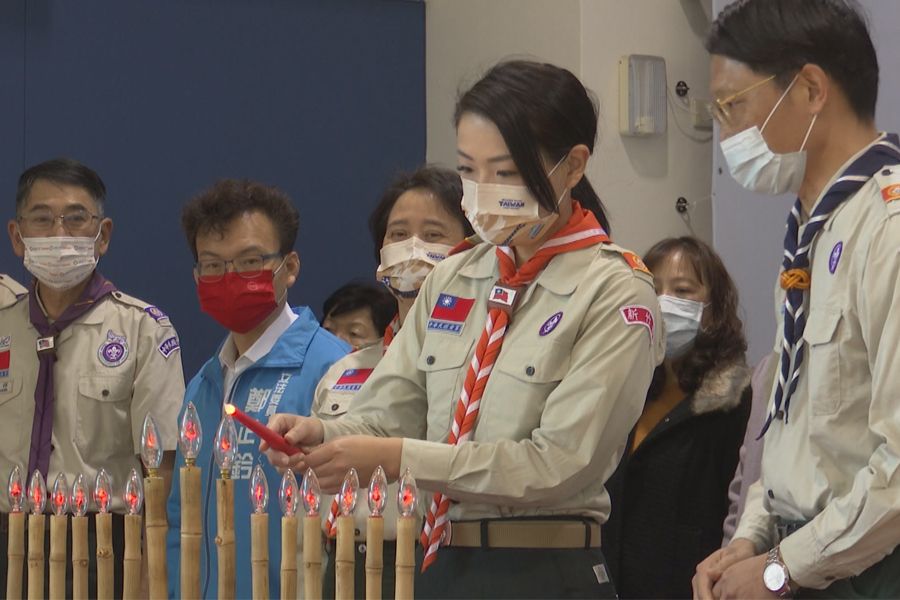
[803,307,841,346]
[318,396,352,417]
[416,335,474,372]
[78,375,130,402]
[0,377,23,405]
[496,341,570,383]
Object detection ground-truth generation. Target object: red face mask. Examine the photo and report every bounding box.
[198,271,279,333]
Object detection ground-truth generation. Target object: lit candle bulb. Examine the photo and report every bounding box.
[179,401,203,466]
[366,466,388,599]
[8,465,24,513]
[51,473,69,516]
[124,468,144,515]
[395,468,418,600]
[280,470,299,517]
[301,468,323,600]
[250,464,270,599]
[368,465,387,517]
[93,468,112,514]
[141,414,163,476]
[123,468,144,598]
[336,468,359,599]
[214,415,238,478]
[71,473,89,600]
[279,470,300,600]
[28,470,46,515]
[301,469,320,515]
[250,464,269,513]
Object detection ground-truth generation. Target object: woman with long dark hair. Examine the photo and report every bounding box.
[602,236,751,599]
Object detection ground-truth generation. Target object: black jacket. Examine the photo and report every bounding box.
[602,361,751,599]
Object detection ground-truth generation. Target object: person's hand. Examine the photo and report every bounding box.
[713,553,777,600]
[260,414,325,474]
[304,435,403,494]
[693,538,756,599]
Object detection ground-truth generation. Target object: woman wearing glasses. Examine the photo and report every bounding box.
[264,60,664,598]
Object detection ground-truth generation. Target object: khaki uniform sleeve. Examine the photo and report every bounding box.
[780,212,900,588]
[129,309,185,453]
[401,268,660,506]
[732,480,773,553]
[0,274,26,308]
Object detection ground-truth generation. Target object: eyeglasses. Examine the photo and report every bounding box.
[195,253,282,282]
[17,208,101,234]
[708,74,777,127]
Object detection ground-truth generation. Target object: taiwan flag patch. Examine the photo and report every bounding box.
[332,368,374,392]
[0,336,9,377]
[427,294,476,335]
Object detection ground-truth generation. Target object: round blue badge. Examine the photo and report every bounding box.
[539,312,563,336]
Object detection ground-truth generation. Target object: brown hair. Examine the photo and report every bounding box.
[644,236,747,397]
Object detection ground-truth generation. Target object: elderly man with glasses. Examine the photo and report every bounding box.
[164,178,348,599]
[0,157,185,597]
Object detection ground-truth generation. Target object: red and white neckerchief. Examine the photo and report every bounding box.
[323,313,402,537]
[419,203,609,572]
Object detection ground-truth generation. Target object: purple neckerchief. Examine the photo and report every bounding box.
[27,271,117,479]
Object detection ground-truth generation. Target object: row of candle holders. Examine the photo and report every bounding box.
[5,403,419,600]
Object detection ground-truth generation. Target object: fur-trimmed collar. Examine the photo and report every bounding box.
[689,360,751,415]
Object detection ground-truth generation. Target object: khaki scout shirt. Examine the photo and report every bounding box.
[0,286,185,513]
[313,342,404,540]
[322,241,664,524]
[0,274,27,307]
[734,143,900,587]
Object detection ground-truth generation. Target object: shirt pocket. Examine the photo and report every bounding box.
[0,378,25,455]
[803,306,842,415]
[417,334,475,440]
[76,374,134,462]
[483,342,571,440]
[317,393,353,419]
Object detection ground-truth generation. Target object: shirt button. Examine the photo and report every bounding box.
[767,489,775,500]
[525,366,535,376]
[426,356,435,365]
[883,169,893,176]
[331,404,339,411]
[102,389,110,397]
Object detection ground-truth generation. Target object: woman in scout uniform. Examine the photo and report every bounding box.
[266,60,664,598]
[312,165,471,598]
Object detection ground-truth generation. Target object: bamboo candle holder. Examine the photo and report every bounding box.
[96,511,114,600]
[280,515,298,600]
[216,477,236,599]
[72,515,89,600]
[123,514,142,599]
[303,515,323,600]
[7,511,24,600]
[26,513,45,600]
[251,513,269,600]
[180,465,202,599]
[144,476,168,599]
[49,514,68,599]
[395,516,416,600]
[335,515,355,600]
[366,516,384,600]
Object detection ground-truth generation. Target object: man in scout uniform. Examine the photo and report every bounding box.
[0,158,185,597]
[694,1,900,598]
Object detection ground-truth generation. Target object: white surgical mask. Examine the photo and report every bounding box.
[720,75,817,196]
[21,231,101,291]
[659,294,705,359]
[461,156,567,246]
[376,236,452,299]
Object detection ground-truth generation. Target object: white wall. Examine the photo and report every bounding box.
[711,0,900,365]
[425,0,715,253]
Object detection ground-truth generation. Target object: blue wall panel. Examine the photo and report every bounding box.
[4,0,425,376]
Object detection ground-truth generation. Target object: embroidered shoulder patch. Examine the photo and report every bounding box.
[620,305,655,339]
[882,183,900,203]
[621,251,652,276]
[332,368,374,392]
[158,336,180,359]
[427,294,476,335]
[145,306,172,326]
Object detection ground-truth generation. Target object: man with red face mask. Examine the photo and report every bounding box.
[165,179,349,599]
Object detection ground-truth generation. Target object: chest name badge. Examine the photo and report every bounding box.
[427,294,476,335]
[98,330,129,367]
[332,368,374,392]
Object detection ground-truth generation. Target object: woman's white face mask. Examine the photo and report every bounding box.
[461,156,567,246]
[376,236,452,299]
[658,294,705,359]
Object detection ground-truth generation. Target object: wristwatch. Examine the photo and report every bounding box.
[763,546,793,598]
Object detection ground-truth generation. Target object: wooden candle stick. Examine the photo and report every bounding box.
[6,466,26,600]
[279,470,300,600]
[141,414,169,600]
[179,402,203,600]
[301,468,323,600]
[26,470,46,600]
[71,473,90,600]
[214,415,239,600]
[366,466,388,600]
[249,465,270,600]
[94,468,115,600]
[49,473,70,600]
[335,468,360,600]
[123,468,144,599]
[395,468,418,600]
